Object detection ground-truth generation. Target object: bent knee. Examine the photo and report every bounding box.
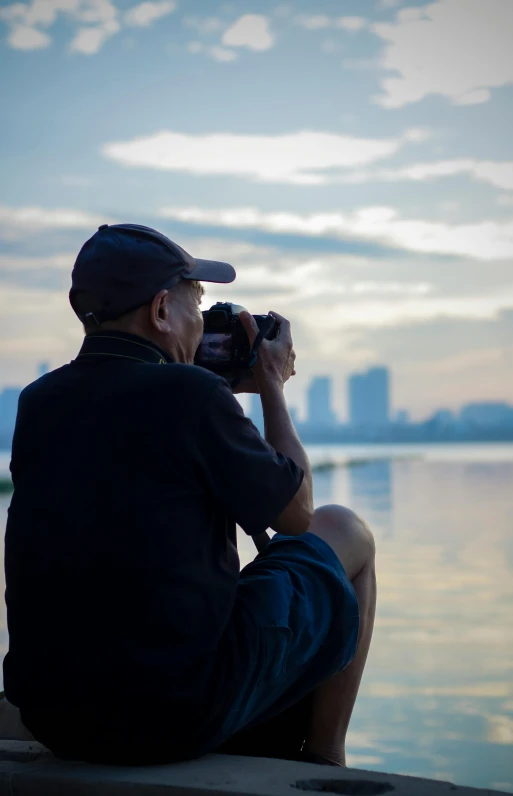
[310,504,376,560]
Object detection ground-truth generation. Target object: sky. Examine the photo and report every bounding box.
[0,0,512,421]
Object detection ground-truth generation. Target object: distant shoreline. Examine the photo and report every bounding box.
[2,440,513,495]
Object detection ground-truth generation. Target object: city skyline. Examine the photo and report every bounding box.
[1,0,512,417]
[2,360,512,449]
[2,357,513,424]
[243,367,513,441]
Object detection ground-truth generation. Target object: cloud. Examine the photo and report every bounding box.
[0,205,108,239]
[6,23,51,49]
[222,14,274,52]
[334,159,513,191]
[0,253,73,271]
[209,45,237,62]
[0,0,170,53]
[295,15,331,29]
[0,0,74,28]
[163,240,513,355]
[0,253,74,291]
[186,41,237,61]
[102,128,426,184]
[124,1,175,28]
[158,205,513,261]
[336,17,367,32]
[69,18,119,54]
[183,16,223,35]
[296,14,367,31]
[372,0,513,107]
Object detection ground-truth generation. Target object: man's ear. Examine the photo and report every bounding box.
[150,289,171,333]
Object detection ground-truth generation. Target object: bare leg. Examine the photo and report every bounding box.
[303,505,377,766]
[0,694,34,741]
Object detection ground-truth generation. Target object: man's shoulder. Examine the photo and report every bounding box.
[20,363,227,413]
[19,366,71,402]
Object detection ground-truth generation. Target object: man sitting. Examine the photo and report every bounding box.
[2,224,376,766]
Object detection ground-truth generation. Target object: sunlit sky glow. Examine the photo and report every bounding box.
[1,0,512,419]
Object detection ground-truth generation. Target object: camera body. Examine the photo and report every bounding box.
[194,302,277,379]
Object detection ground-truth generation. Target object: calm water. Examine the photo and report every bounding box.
[1,444,512,791]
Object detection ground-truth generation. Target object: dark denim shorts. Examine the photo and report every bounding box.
[198,531,360,757]
[23,532,359,764]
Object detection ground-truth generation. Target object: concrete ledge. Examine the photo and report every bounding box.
[0,741,505,796]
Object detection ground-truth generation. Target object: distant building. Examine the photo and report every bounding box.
[306,376,337,428]
[430,409,454,424]
[0,387,22,438]
[248,393,264,434]
[460,402,513,428]
[349,366,390,427]
[38,362,50,378]
[426,409,456,434]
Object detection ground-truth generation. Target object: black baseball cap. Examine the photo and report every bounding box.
[69,223,236,325]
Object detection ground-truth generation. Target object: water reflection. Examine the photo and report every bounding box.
[344,453,513,793]
[349,460,393,538]
[1,446,513,792]
[313,466,335,504]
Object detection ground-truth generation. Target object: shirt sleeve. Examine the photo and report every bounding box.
[194,379,304,537]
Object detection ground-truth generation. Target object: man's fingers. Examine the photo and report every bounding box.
[239,311,259,345]
[269,311,292,344]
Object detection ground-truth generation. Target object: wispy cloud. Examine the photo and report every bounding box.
[296,15,367,31]
[332,159,513,191]
[102,128,429,184]
[158,205,513,261]
[372,0,513,107]
[0,253,73,271]
[0,205,107,239]
[124,1,175,28]
[183,16,223,35]
[187,41,237,62]
[378,0,403,7]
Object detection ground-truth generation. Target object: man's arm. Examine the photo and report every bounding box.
[240,312,314,536]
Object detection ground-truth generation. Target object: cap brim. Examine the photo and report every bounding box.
[184,258,236,284]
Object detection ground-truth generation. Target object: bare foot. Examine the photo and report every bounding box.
[302,746,346,767]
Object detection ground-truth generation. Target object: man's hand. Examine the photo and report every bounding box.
[239,311,296,393]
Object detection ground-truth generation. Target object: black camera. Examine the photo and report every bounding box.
[194,302,277,380]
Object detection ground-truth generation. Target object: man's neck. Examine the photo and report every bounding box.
[82,329,173,365]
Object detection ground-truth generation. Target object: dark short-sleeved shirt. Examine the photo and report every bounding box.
[3,331,303,744]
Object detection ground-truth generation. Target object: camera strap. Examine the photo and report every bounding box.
[248,329,266,369]
[230,329,266,392]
